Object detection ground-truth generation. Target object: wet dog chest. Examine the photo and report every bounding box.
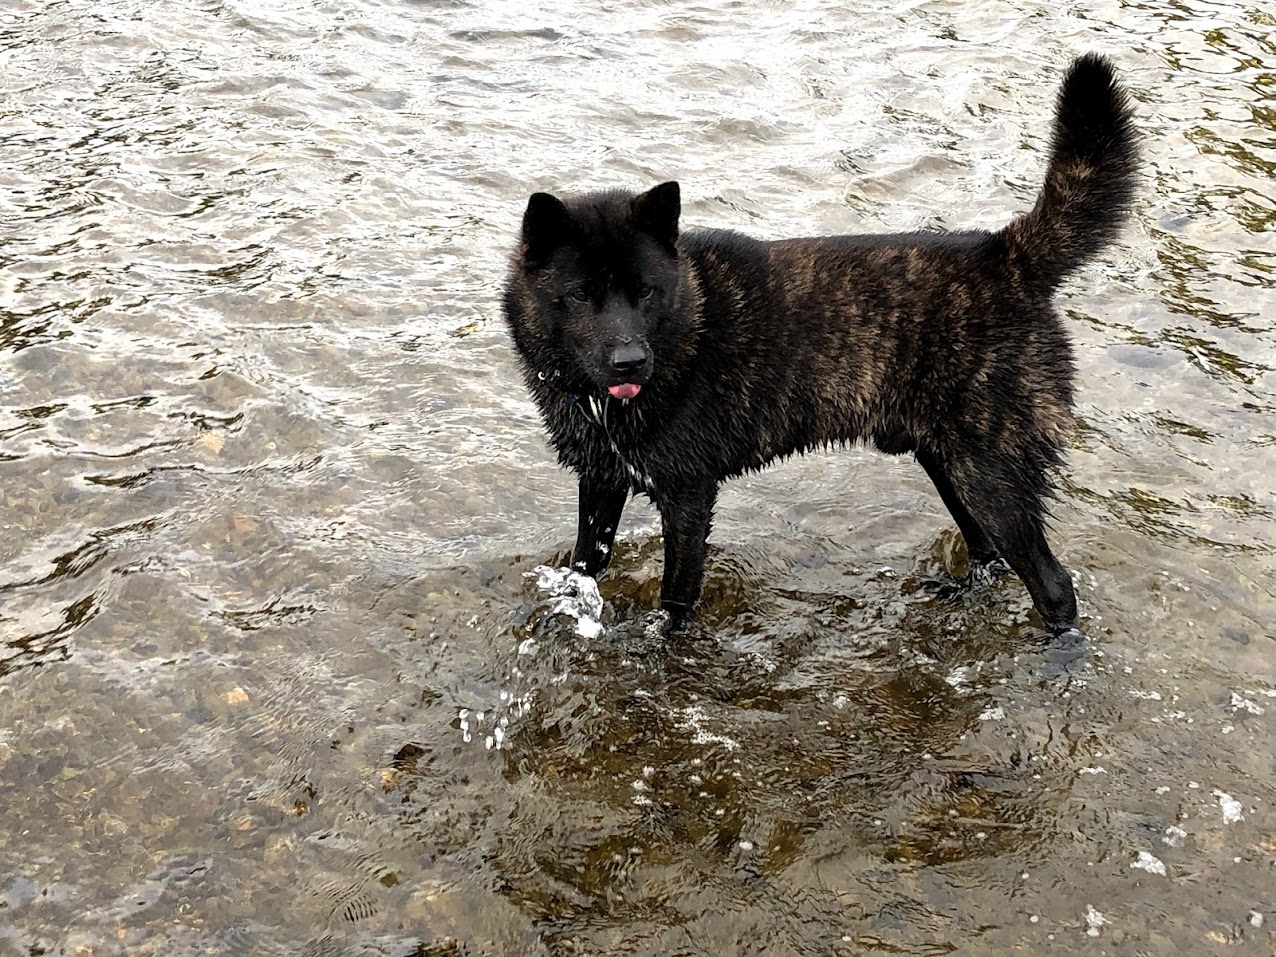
[571,394,658,492]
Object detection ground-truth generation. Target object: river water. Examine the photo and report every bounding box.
[2,0,1274,954]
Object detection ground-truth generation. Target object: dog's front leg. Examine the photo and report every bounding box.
[571,472,629,577]
[657,483,719,629]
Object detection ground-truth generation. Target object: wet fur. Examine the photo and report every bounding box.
[502,54,1139,635]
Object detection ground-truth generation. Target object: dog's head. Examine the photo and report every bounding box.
[512,181,685,402]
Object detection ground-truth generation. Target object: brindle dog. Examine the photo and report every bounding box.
[502,54,1138,638]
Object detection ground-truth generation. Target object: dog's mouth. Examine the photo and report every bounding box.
[607,383,642,400]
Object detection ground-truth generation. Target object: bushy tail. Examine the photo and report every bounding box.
[1000,53,1139,287]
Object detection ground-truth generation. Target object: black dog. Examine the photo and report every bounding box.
[502,54,1137,637]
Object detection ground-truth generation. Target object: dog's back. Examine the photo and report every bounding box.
[677,54,1136,475]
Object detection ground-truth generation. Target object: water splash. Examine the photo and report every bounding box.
[526,565,605,639]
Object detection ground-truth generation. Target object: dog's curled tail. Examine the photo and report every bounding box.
[1001,53,1138,286]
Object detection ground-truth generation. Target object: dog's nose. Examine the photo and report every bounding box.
[610,343,648,376]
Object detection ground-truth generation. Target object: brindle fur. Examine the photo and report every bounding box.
[502,54,1138,635]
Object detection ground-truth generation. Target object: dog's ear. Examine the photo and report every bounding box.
[632,181,680,248]
[521,192,573,266]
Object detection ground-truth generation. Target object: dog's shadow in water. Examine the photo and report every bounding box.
[408,537,1080,945]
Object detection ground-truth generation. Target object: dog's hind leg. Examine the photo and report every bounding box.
[949,459,1080,636]
[916,448,1001,567]
[572,473,629,577]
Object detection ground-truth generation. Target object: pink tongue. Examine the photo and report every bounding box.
[608,383,641,400]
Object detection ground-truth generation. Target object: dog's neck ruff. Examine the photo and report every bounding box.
[567,391,656,493]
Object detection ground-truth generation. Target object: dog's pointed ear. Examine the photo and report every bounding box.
[521,191,573,266]
[632,181,680,248]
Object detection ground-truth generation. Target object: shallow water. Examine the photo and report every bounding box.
[2,0,1274,954]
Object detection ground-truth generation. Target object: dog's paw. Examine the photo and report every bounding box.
[917,558,1008,601]
[917,576,960,600]
[966,556,1010,587]
[1033,627,1091,682]
[638,608,673,639]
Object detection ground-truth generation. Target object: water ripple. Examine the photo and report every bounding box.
[1,0,1274,953]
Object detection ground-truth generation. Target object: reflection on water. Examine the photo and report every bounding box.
[1,0,1274,954]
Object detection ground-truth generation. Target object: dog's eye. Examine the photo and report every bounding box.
[569,288,590,303]
[638,283,654,300]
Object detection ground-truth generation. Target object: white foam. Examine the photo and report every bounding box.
[1130,851,1166,876]
[674,705,740,752]
[1085,905,1108,937]
[1213,789,1244,824]
[1229,692,1265,715]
